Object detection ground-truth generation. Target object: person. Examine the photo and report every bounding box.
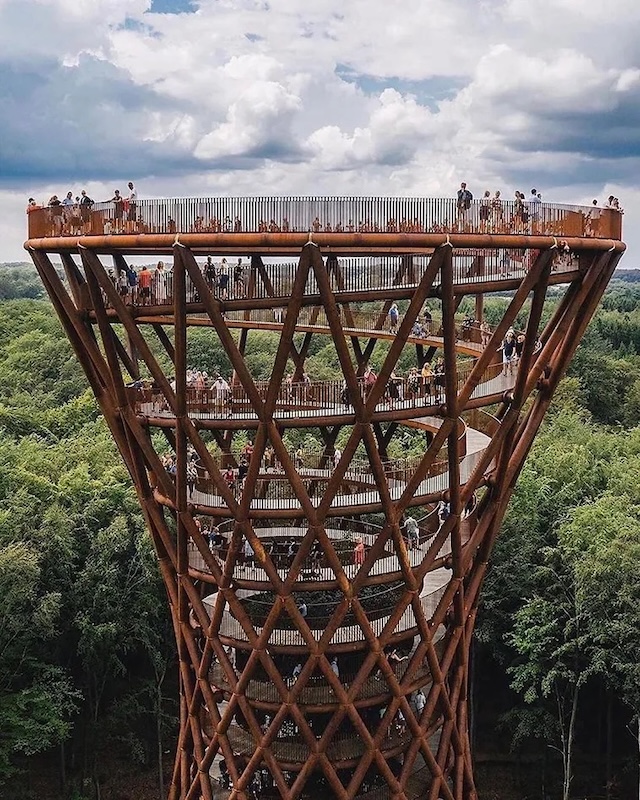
[528,188,541,230]
[404,515,419,549]
[243,536,254,567]
[326,253,339,282]
[237,457,249,488]
[118,267,130,303]
[388,302,400,334]
[515,333,525,365]
[333,448,342,470]
[287,539,297,562]
[292,662,302,681]
[456,182,473,224]
[414,689,426,716]
[406,367,421,401]
[420,361,432,399]
[479,190,491,229]
[330,657,340,678]
[363,365,377,399]
[48,195,64,234]
[502,330,516,375]
[243,440,254,460]
[310,541,323,576]
[109,190,124,232]
[233,258,245,297]
[354,537,365,566]
[294,447,304,469]
[340,379,350,408]
[438,499,450,526]
[138,265,152,305]
[26,197,41,215]
[386,371,401,406]
[224,466,236,494]
[186,460,197,498]
[297,599,308,618]
[213,374,231,416]
[481,320,491,347]
[394,709,406,737]
[79,190,93,231]
[218,257,230,299]
[219,759,230,790]
[209,525,223,553]
[126,181,137,230]
[491,190,503,229]
[388,648,408,667]
[204,256,216,289]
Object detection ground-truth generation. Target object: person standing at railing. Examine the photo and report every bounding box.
[456,182,473,229]
[233,258,245,297]
[186,460,197,499]
[388,302,399,334]
[354,537,365,567]
[403,515,419,550]
[137,265,152,306]
[420,361,433,400]
[363,365,377,400]
[433,359,445,403]
[502,330,516,376]
[333,448,342,470]
[491,190,503,231]
[218,258,230,299]
[213,374,231,416]
[528,188,541,233]
[406,367,420,401]
[108,189,124,233]
[243,535,254,568]
[479,190,491,231]
[48,195,64,235]
[238,457,249,490]
[126,181,137,232]
[153,261,167,303]
[79,190,93,233]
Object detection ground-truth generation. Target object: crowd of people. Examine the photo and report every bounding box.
[99,256,248,307]
[27,183,623,240]
[27,182,138,236]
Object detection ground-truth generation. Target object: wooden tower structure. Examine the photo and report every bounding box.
[26,196,624,799]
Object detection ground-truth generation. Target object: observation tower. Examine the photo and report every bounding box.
[26,196,623,800]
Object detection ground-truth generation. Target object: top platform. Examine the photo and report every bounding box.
[25,195,623,253]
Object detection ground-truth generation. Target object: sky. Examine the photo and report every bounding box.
[1,0,638,263]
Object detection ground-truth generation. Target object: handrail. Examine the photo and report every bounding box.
[131,359,508,424]
[27,195,623,240]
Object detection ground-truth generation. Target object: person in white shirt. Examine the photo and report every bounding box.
[126,181,137,231]
[213,374,230,415]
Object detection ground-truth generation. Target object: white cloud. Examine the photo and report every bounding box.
[0,0,638,263]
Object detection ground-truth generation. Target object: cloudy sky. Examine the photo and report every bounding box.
[1,0,638,262]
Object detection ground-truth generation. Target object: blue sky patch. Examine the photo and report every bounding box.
[149,0,196,14]
[335,64,466,110]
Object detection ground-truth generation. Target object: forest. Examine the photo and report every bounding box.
[0,262,639,800]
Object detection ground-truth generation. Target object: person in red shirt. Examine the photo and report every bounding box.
[138,266,152,305]
[354,537,365,566]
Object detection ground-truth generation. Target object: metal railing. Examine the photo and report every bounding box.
[225,720,412,763]
[90,248,579,310]
[27,196,623,241]
[131,359,509,424]
[211,582,449,647]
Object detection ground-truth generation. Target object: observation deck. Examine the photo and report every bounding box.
[27,195,624,800]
